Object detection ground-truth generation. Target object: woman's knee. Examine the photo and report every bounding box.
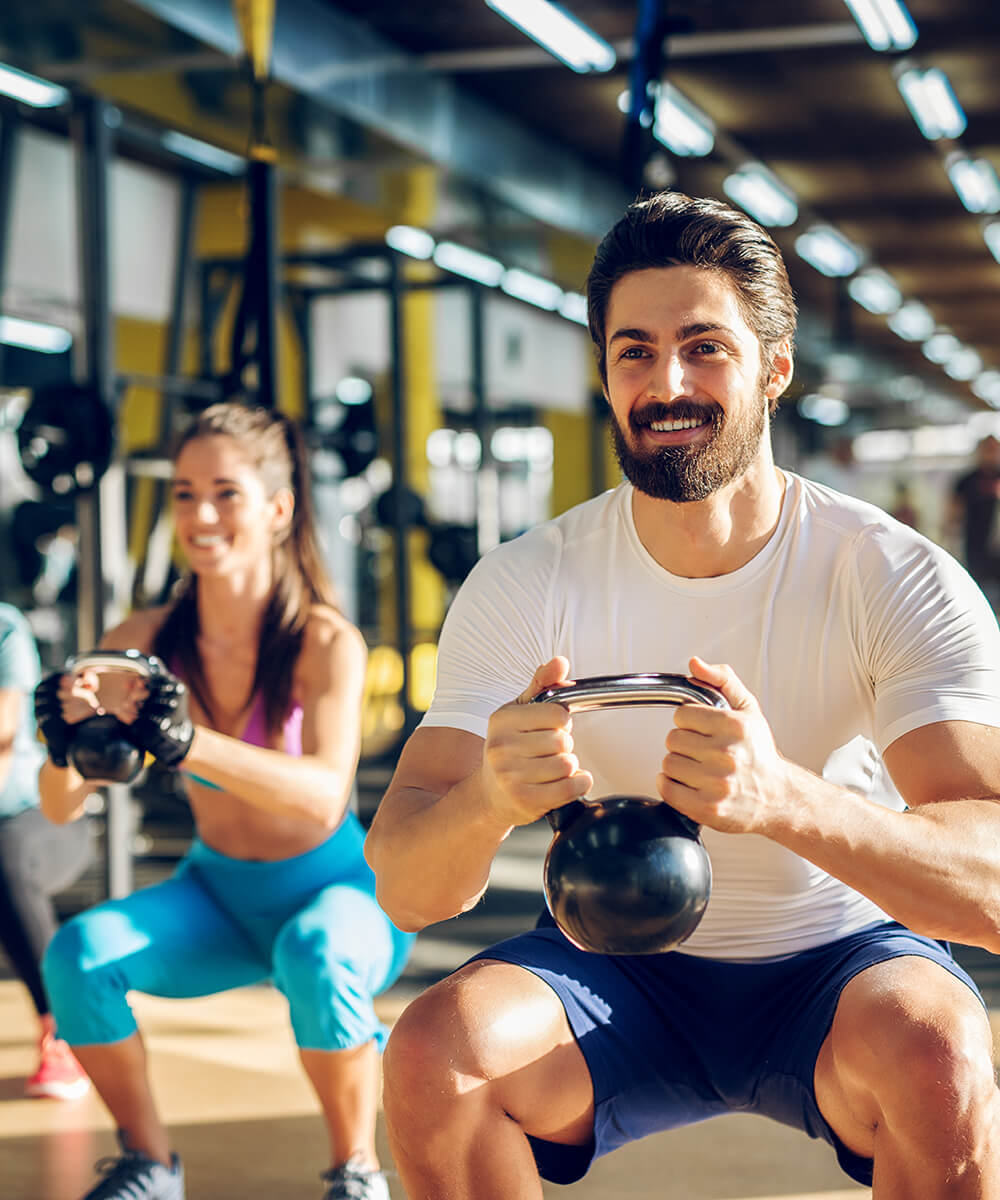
[42,914,136,1044]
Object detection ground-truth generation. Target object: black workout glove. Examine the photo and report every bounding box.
[125,667,195,769]
[33,672,72,768]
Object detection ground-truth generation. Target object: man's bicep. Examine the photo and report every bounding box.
[884,720,1000,808]
[385,725,484,805]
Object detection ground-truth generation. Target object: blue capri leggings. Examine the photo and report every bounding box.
[43,813,414,1052]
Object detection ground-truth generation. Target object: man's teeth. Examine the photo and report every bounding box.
[649,417,705,431]
[192,536,224,546]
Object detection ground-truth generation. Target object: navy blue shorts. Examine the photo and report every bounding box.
[469,915,984,1186]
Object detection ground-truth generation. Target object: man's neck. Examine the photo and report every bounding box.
[629,456,787,579]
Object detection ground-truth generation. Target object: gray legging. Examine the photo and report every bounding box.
[0,807,92,1016]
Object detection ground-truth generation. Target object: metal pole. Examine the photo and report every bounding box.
[470,285,499,556]
[387,251,415,732]
[0,112,20,385]
[71,95,132,900]
[248,157,279,406]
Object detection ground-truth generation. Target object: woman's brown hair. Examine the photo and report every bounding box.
[153,402,337,738]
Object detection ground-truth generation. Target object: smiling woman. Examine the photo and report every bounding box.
[34,402,413,1200]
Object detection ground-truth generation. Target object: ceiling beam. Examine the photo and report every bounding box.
[123,0,632,240]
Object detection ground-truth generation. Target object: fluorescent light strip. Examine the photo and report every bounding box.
[944,347,982,381]
[847,268,902,314]
[946,155,1000,214]
[653,83,714,157]
[973,371,1000,407]
[722,163,798,228]
[485,0,616,73]
[922,332,960,364]
[896,67,966,140]
[501,268,564,311]
[386,225,436,260]
[559,291,588,326]
[161,131,245,175]
[0,315,73,354]
[842,0,917,51]
[985,221,1000,265]
[433,241,505,287]
[0,62,69,108]
[888,300,935,341]
[795,225,863,277]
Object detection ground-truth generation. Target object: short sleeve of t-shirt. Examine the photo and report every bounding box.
[421,525,560,738]
[850,523,1000,750]
[0,604,44,817]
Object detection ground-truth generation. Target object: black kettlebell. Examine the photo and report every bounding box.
[532,673,727,956]
[65,650,157,784]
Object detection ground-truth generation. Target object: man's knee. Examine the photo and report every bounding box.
[830,961,997,1138]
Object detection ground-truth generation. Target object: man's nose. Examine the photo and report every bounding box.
[646,353,686,399]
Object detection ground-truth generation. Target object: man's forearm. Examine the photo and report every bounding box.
[366,770,515,931]
[771,768,1000,951]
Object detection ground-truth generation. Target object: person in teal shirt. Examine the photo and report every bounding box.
[0,601,92,1098]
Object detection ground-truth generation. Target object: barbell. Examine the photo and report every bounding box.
[531,673,728,956]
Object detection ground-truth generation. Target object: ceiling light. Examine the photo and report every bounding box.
[847,268,902,314]
[161,131,245,175]
[946,154,1000,214]
[795,225,863,277]
[433,241,505,287]
[842,0,917,51]
[722,163,798,228]
[798,393,850,426]
[500,268,563,311]
[972,371,1000,408]
[616,89,654,128]
[386,225,435,260]
[888,299,935,341]
[0,315,73,354]
[652,82,714,157]
[943,347,983,381]
[0,62,69,108]
[922,332,960,364]
[985,221,1000,264]
[484,0,616,73]
[559,291,588,326]
[895,66,966,140]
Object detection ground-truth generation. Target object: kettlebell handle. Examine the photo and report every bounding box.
[532,673,729,834]
[531,672,729,713]
[65,649,161,678]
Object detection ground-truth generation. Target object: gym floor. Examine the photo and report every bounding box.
[4,816,999,1199]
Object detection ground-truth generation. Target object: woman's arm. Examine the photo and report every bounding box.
[37,609,166,823]
[173,611,367,830]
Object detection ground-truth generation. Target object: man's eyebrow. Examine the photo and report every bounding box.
[677,322,737,340]
[608,321,738,346]
[608,326,655,346]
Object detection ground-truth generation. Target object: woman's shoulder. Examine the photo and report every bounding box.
[99,606,172,655]
[300,604,367,660]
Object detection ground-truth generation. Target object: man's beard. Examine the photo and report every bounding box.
[610,391,767,503]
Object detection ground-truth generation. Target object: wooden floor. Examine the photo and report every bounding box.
[0,971,878,1200]
[4,812,998,1198]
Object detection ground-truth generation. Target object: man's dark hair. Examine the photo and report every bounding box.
[587,191,797,406]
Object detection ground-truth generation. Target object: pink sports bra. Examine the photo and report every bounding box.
[169,658,304,789]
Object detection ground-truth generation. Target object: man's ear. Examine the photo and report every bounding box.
[765,340,794,402]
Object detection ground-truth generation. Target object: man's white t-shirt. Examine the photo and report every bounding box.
[421,472,1000,960]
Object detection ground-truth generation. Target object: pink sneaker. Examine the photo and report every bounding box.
[25,1018,91,1101]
